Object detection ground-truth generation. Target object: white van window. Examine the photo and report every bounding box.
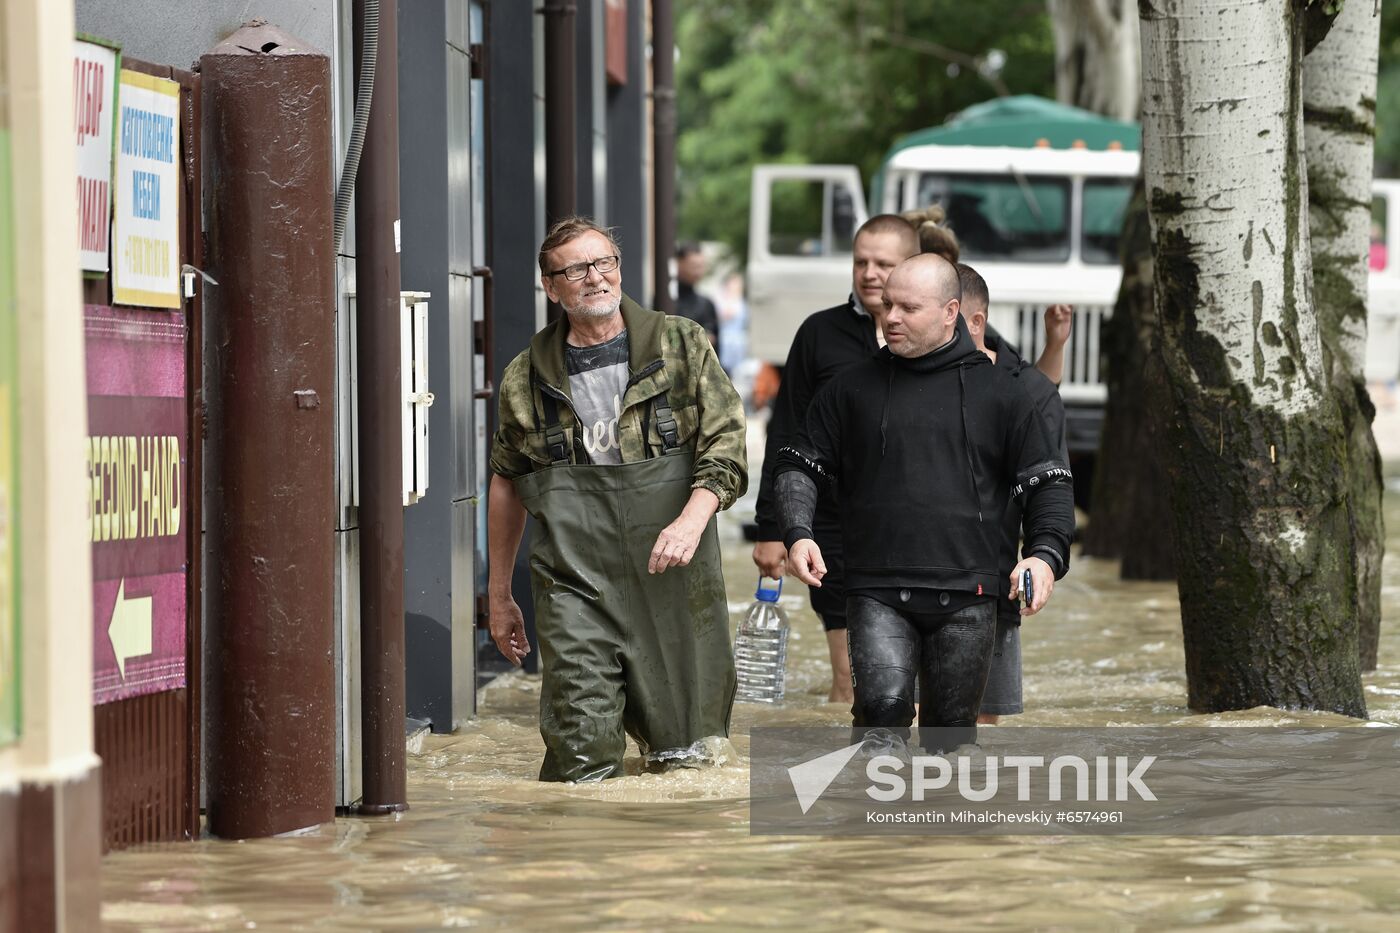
[917,173,1071,262]
[1082,179,1135,265]
[767,178,856,257]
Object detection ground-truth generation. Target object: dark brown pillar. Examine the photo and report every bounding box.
[543,0,578,324]
[652,0,676,314]
[353,0,408,814]
[544,0,578,228]
[201,23,337,839]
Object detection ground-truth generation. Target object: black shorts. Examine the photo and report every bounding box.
[808,538,846,630]
[980,614,1023,715]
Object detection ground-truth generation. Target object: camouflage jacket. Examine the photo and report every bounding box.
[490,295,748,510]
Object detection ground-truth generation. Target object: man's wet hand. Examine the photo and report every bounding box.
[489,594,531,667]
[1010,556,1054,617]
[649,514,705,574]
[788,539,827,587]
[752,540,788,578]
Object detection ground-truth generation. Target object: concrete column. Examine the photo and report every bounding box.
[0,0,102,927]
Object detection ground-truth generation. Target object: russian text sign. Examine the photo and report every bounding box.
[74,39,117,273]
[112,70,179,308]
[86,305,187,703]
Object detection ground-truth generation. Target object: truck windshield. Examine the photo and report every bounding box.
[917,172,1070,262]
[1082,178,1135,265]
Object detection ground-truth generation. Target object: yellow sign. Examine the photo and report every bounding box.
[86,434,181,543]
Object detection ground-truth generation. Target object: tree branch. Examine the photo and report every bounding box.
[874,29,1012,97]
[1062,0,1121,51]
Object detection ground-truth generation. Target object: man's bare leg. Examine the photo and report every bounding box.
[977,713,999,725]
[828,628,854,704]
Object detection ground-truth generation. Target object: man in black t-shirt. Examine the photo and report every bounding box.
[752,215,920,703]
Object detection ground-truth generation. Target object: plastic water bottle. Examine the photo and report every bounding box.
[734,576,790,703]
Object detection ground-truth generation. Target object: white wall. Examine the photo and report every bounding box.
[6,0,97,784]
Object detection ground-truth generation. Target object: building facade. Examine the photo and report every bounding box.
[0,0,662,876]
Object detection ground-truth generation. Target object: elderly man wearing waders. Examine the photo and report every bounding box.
[775,254,1073,751]
[487,217,748,782]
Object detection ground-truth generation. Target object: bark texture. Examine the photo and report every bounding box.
[1140,0,1366,716]
[1048,0,1141,122]
[1082,180,1177,579]
[1303,0,1384,673]
[1047,0,1160,569]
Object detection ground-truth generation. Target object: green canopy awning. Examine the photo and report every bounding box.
[871,95,1141,208]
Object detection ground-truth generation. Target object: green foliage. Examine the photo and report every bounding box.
[675,0,1056,261]
[1376,4,1400,176]
[1305,0,1345,15]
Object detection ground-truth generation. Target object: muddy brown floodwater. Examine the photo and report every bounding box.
[102,473,1400,930]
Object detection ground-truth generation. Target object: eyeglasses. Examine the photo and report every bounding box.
[546,254,620,282]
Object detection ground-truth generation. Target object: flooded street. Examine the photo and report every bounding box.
[101,455,1400,930]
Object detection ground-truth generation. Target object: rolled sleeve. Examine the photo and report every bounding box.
[690,340,748,510]
[489,425,531,481]
[490,350,538,481]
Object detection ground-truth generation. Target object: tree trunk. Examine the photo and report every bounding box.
[1046,0,1163,570]
[1303,0,1384,673]
[1081,180,1177,580]
[1140,0,1366,716]
[1047,0,1141,122]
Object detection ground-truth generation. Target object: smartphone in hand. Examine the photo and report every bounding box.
[1022,568,1034,609]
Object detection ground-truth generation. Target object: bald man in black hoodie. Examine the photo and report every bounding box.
[774,254,1073,745]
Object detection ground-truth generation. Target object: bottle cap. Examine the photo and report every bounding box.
[755,575,783,602]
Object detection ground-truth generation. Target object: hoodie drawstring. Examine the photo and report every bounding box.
[880,364,894,456]
[958,365,983,522]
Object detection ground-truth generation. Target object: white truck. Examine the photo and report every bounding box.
[747,96,1400,464]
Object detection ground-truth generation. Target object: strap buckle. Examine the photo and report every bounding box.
[653,393,679,452]
[539,390,571,465]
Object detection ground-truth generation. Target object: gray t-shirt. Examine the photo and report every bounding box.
[564,330,629,465]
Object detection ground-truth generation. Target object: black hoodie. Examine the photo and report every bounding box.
[755,296,879,542]
[986,328,1069,623]
[775,315,1073,598]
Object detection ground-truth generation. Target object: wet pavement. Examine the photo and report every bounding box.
[101,458,1400,930]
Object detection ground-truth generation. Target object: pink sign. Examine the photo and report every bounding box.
[85,304,188,704]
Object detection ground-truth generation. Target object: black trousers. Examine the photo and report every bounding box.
[846,596,996,744]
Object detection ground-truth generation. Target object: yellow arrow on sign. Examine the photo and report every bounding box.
[108,578,152,681]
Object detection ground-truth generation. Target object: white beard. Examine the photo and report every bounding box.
[566,291,622,319]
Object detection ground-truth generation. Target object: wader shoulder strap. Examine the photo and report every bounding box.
[651,391,680,453]
[535,372,571,466]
